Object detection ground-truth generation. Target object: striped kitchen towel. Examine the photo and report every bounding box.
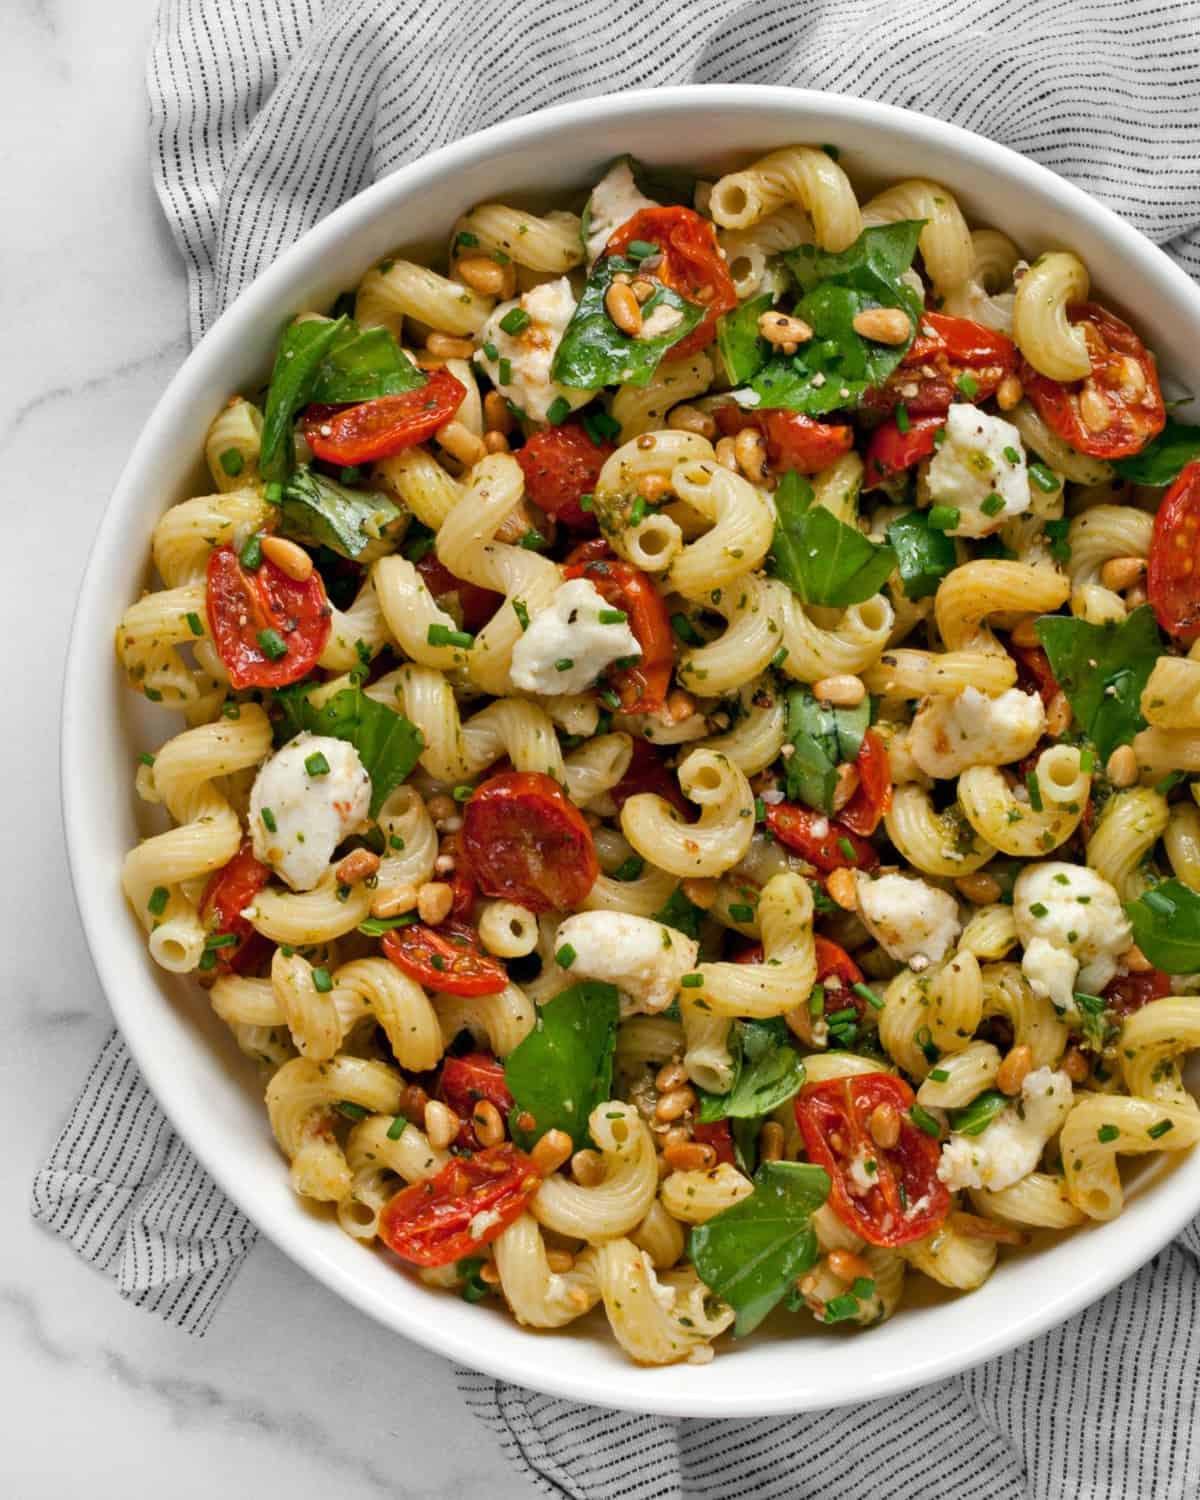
[36,1,1200,1494]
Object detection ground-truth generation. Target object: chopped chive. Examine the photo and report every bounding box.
[1080,747,1094,773]
[583,410,620,444]
[895,403,910,434]
[1148,1119,1174,1140]
[956,373,979,399]
[980,493,1005,518]
[427,623,474,649]
[613,855,644,881]
[850,1277,875,1299]
[204,932,238,950]
[257,627,287,661]
[546,395,571,425]
[910,1104,942,1138]
[555,943,577,969]
[139,752,156,767]
[1098,1123,1119,1143]
[219,448,245,477]
[681,973,704,988]
[498,307,530,335]
[579,493,594,512]
[629,495,647,527]
[264,481,283,504]
[1029,460,1060,493]
[729,902,755,923]
[927,505,960,531]
[305,751,330,777]
[1030,901,1049,918]
[599,608,628,625]
[853,981,883,1010]
[1025,770,1043,812]
[932,426,947,447]
[260,806,277,833]
[754,797,767,822]
[671,612,702,645]
[771,645,789,669]
[197,950,217,972]
[239,534,263,570]
[512,598,530,631]
[496,356,512,386]
[625,239,659,260]
[387,1114,409,1140]
[482,340,499,361]
[389,835,405,851]
[600,688,621,712]
[809,983,826,1018]
[519,528,546,550]
[837,836,857,863]
[822,1293,861,1323]
[454,231,479,250]
[452,785,475,803]
[930,1067,950,1083]
[336,1100,367,1121]
[914,1025,938,1064]
[147,886,169,917]
[186,611,204,636]
[221,700,240,719]
[827,1006,857,1025]
[554,657,574,672]
[312,966,333,992]
[1003,445,1021,465]
[357,914,418,935]
[338,465,361,485]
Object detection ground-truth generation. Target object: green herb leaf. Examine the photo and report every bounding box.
[947,1089,1009,1136]
[697,1018,806,1122]
[688,1161,829,1337]
[770,471,896,606]
[716,292,773,384]
[504,982,620,1149]
[1125,879,1200,973]
[551,255,704,390]
[1034,606,1163,761]
[1111,415,1200,486]
[261,317,351,482]
[885,509,956,601]
[783,685,869,813]
[652,886,706,942]
[273,682,423,819]
[307,324,425,405]
[279,467,402,559]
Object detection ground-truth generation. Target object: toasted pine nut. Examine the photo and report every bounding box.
[757,310,813,347]
[663,1141,717,1172]
[483,390,513,434]
[398,1083,430,1122]
[826,867,858,912]
[478,1260,502,1286]
[996,1043,1033,1095]
[426,332,475,360]
[1106,744,1138,787]
[715,436,739,471]
[1010,615,1041,649]
[371,883,418,918]
[455,256,508,295]
[851,307,912,345]
[868,1101,900,1150]
[417,881,454,925]
[759,1121,785,1162]
[798,1272,819,1297]
[995,373,1024,410]
[472,1100,505,1148]
[1061,1046,1090,1083]
[637,472,673,503]
[438,420,487,467]
[426,793,457,823]
[662,688,696,725]
[827,1248,872,1285]
[433,852,457,877]
[955,871,1002,905]
[606,281,643,336]
[833,763,861,813]
[655,1058,689,1093]
[569,1147,605,1186]
[335,848,381,885]
[1078,385,1111,434]
[682,877,718,910]
[631,278,656,304]
[424,1100,460,1150]
[483,430,510,453]
[260,535,314,581]
[545,1249,576,1274]
[1121,943,1153,973]
[813,673,866,707]
[950,1210,1028,1246]
[525,1129,571,1176]
[667,403,716,439]
[1045,691,1072,737]
[1126,583,1148,609]
[663,1125,692,1151]
[734,427,769,484]
[1100,556,1146,593]
[655,1085,697,1123]
[1121,357,1147,398]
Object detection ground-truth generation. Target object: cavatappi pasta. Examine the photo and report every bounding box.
[120,147,1200,1367]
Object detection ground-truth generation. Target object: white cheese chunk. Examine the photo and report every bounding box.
[854,872,961,967]
[910,686,1046,779]
[583,157,658,263]
[551,910,699,1013]
[510,576,641,695]
[924,403,1031,538]
[249,733,371,892]
[937,1066,1073,1191]
[1013,862,1132,1011]
[474,277,591,424]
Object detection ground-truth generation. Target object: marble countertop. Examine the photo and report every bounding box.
[3,4,532,1493]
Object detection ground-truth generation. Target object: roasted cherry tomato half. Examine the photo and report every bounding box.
[713,404,854,475]
[563,553,674,715]
[814,935,864,989]
[439,1053,514,1149]
[837,730,893,838]
[301,368,467,465]
[867,312,1016,415]
[1148,461,1200,641]
[764,801,879,874]
[606,206,737,360]
[516,422,613,530]
[378,1143,540,1267]
[692,1119,736,1166]
[206,542,331,689]
[1010,642,1060,705]
[199,838,272,974]
[382,920,507,996]
[1018,303,1164,460]
[609,738,692,820]
[416,551,502,634]
[461,771,599,913]
[863,413,945,489]
[795,1074,950,1247]
[1103,967,1171,1018]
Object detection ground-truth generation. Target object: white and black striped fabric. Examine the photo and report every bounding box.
[36,1,1200,1492]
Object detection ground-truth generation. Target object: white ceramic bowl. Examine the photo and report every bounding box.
[63,85,1200,1417]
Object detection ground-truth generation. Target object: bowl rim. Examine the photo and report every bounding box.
[61,82,1200,1417]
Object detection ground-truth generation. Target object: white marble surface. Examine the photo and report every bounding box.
[2,4,532,1493]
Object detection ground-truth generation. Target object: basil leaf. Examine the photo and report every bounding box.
[698,1018,806,1122]
[308,324,425,404]
[783,686,869,813]
[1125,880,1200,973]
[504,982,620,1148]
[688,1161,829,1337]
[786,221,926,311]
[770,471,896,607]
[260,317,350,482]
[1111,415,1200,486]
[652,886,705,942]
[272,683,424,819]
[279,467,403,559]
[731,1117,762,1176]
[1034,606,1163,761]
[716,292,773,384]
[551,255,705,390]
[947,1090,1009,1136]
[885,509,956,601]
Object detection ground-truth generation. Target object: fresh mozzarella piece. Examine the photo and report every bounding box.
[510,576,640,696]
[924,403,1031,537]
[854,872,961,968]
[474,277,591,424]
[910,686,1046,779]
[249,733,371,892]
[583,157,658,263]
[551,910,699,1013]
[1012,861,1132,1011]
[937,1066,1073,1191]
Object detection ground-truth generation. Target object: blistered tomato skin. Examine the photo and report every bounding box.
[461,771,599,913]
[301,368,466,465]
[206,544,331,689]
[378,1143,539,1267]
[516,423,612,530]
[606,206,737,359]
[1148,461,1200,642]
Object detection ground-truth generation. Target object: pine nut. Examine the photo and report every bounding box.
[1121,943,1153,973]
[1105,744,1138,787]
[826,867,858,912]
[949,1210,1027,1246]
[569,1147,605,1186]
[631,278,656,304]
[1078,385,1112,434]
[545,1249,576,1274]
[417,881,454,925]
[525,1129,571,1176]
[426,794,457,823]
[759,1121,785,1162]
[426,332,475,360]
[335,848,381,885]
[1126,583,1148,609]
[433,853,457,877]
[868,1101,900,1150]
[827,1248,872,1284]
[437,420,487,467]
[663,1126,692,1151]
[851,307,912,345]
[667,404,716,439]
[734,427,769,483]
[995,373,1024,410]
[1010,614,1041,649]
[832,763,860,812]
[682,877,718,910]
[260,535,314,581]
[996,1043,1033,1096]
[662,688,696,724]
[483,390,513,434]
[1099,556,1146,593]
[1045,692,1072,737]
[472,1100,505,1148]
[655,1059,689,1093]
[1061,1046,1090,1083]
[813,674,866,707]
[757,310,813,347]
[455,256,508,295]
[663,1141,717,1172]
[636,472,673,503]
[424,1100,460,1150]
[478,1260,502,1285]
[715,436,739,471]
[398,1083,430,1122]
[955,871,1002,905]
[1121,357,1147,398]
[655,1085,697,1123]
[484,430,510,453]
[371,883,418,918]
[605,281,643,336]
